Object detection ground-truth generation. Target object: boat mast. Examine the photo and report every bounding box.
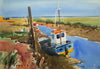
[59,9,62,45]
[55,0,60,27]
[55,9,57,27]
[57,0,60,27]
[58,9,60,27]
[57,0,62,45]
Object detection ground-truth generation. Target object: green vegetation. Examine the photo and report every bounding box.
[33,18,45,23]
[0,32,29,38]
[0,37,16,42]
[33,17,100,29]
[0,32,29,43]
[33,18,54,24]
[0,51,18,69]
[72,22,98,29]
[45,19,53,24]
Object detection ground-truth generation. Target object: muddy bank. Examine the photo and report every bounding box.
[61,25,100,42]
[36,22,100,42]
[33,53,81,69]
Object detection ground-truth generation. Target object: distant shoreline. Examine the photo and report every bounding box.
[1,16,100,18]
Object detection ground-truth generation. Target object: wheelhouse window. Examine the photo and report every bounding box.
[57,34,60,39]
[61,33,64,37]
[57,33,65,39]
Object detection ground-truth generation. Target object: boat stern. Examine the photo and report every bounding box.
[56,41,74,56]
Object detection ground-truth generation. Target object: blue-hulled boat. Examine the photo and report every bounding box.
[38,29,73,56]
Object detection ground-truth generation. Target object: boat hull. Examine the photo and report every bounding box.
[39,38,73,56]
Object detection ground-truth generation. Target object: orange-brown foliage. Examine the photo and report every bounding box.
[0,41,36,69]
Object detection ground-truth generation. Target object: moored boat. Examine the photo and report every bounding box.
[37,0,74,56]
[38,29,73,56]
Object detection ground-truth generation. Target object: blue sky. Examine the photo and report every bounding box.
[0,0,100,17]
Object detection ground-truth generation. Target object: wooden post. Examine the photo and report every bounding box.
[34,26,41,52]
[28,6,35,49]
[34,26,38,52]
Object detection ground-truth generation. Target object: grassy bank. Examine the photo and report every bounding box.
[33,17,100,29]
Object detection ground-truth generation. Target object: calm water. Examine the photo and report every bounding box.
[38,25,100,69]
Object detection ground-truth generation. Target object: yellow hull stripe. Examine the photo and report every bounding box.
[58,48,74,56]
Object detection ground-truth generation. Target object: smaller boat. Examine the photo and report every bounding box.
[38,29,74,56]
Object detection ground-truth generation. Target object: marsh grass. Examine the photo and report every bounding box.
[33,17,100,29]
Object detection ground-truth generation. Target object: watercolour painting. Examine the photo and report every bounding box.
[0,0,100,69]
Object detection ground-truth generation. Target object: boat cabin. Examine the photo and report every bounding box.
[51,29,66,44]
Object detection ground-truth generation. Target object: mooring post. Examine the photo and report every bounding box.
[28,6,35,49]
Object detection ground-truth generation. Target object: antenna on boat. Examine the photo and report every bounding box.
[55,0,62,44]
[55,9,57,27]
[55,0,61,27]
[58,8,60,27]
[57,0,61,27]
